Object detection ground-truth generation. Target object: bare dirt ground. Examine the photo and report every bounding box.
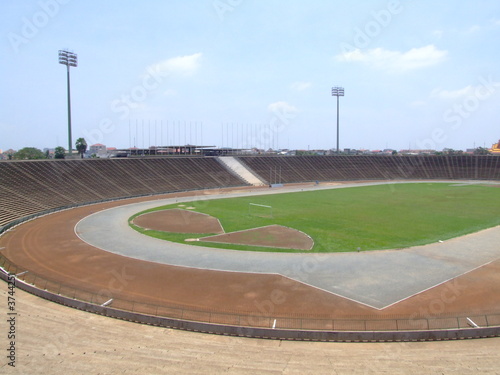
[200,225,314,250]
[133,208,224,234]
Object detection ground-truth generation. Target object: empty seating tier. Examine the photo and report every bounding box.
[1,155,499,231]
[238,155,500,184]
[0,157,246,230]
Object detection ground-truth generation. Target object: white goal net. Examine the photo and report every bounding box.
[248,203,273,218]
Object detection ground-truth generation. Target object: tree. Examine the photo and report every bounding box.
[54,146,66,159]
[13,147,46,160]
[443,148,463,156]
[474,147,491,155]
[75,137,87,159]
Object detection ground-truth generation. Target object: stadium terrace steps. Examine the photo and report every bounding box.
[217,156,267,186]
[0,158,247,228]
[0,155,499,230]
[237,155,500,183]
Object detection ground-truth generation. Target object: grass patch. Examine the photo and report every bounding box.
[129,183,500,253]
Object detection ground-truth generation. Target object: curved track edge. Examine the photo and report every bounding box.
[1,269,498,343]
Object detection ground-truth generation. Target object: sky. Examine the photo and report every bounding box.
[1,0,500,152]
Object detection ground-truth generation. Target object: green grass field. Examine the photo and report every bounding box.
[129,183,500,253]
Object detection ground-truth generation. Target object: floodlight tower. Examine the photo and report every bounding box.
[331,86,344,154]
[58,50,78,155]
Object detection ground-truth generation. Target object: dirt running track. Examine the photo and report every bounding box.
[1,188,499,319]
[0,186,500,373]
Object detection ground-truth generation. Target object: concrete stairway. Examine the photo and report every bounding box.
[217,157,266,186]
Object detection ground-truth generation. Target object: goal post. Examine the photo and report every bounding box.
[248,203,273,218]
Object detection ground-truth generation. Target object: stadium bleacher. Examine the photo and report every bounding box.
[0,157,246,229]
[239,155,500,183]
[0,155,499,231]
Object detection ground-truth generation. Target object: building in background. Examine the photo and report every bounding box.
[89,143,107,156]
[489,139,500,154]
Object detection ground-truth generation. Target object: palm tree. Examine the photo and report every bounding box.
[75,138,87,159]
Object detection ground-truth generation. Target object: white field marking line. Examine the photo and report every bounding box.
[101,299,113,307]
[275,258,500,310]
[380,259,499,310]
[195,239,312,251]
[280,225,315,251]
[278,275,383,310]
[467,317,479,328]
[249,203,272,208]
[198,224,313,251]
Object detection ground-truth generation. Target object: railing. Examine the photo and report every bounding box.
[1,253,499,342]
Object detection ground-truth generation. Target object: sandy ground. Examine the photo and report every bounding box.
[1,288,499,375]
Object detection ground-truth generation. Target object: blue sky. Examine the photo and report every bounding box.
[1,0,500,152]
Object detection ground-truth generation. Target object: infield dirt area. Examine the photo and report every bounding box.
[200,224,314,250]
[133,207,314,250]
[133,208,224,234]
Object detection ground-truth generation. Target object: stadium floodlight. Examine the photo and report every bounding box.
[331,86,344,154]
[59,50,78,155]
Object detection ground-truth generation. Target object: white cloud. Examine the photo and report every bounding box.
[431,86,475,100]
[267,101,298,114]
[336,45,447,72]
[290,81,312,91]
[144,52,202,78]
[467,25,481,33]
[431,76,500,102]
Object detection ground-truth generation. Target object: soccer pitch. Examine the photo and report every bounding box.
[130,183,500,253]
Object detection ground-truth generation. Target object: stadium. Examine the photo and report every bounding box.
[1,153,500,372]
[5,0,500,371]
[1,154,499,334]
